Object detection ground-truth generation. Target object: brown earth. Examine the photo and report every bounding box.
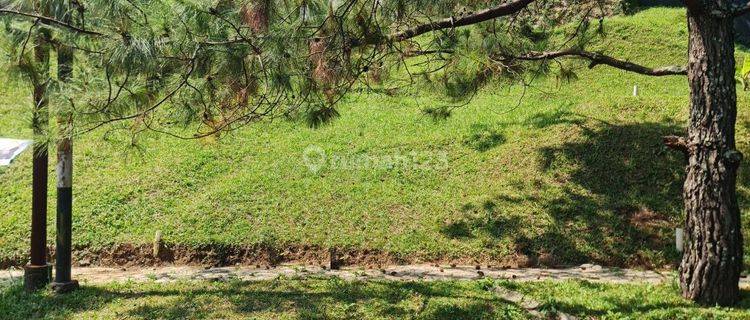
[0,243,558,270]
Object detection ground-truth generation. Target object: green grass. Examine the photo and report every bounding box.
[1,8,749,267]
[507,280,750,319]
[1,278,749,319]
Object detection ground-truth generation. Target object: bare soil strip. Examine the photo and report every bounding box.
[0,243,669,270]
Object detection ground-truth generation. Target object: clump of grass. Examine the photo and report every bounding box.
[462,124,505,152]
[422,106,452,121]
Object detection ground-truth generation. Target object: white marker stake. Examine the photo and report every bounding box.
[633,85,639,97]
[676,228,685,253]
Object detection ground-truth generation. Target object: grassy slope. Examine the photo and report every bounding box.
[1,8,749,267]
[1,279,749,319]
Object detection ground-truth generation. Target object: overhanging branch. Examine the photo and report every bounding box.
[507,49,687,76]
[352,0,536,47]
[0,8,105,36]
[390,0,536,42]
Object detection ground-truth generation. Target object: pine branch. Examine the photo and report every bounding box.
[0,8,105,36]
[402,49,455,57]
[506,49,687,77]
[390,0,536,41]
[352,0,536,46]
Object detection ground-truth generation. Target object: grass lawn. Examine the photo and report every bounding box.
[1,278,749,319]
[1,8,749,267]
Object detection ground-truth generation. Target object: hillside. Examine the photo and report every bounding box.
[1,8,748,269]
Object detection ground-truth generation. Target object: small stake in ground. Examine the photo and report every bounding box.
[329,247,341,270]
[154,231,163,258]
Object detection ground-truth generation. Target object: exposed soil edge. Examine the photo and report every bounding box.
[0,243,672,270]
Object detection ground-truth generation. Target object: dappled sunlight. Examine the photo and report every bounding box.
[0,280,529,319]
[439,115,687,267]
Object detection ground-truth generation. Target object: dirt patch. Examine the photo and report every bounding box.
[77,244,404,268]
[628,207,673,231]
[1,244,570,270]
[0,257,23,271]
[621,207,679,269]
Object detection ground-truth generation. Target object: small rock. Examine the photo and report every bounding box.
[580,263,596,270]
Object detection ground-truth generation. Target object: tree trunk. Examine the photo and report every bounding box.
[679,6,744,306]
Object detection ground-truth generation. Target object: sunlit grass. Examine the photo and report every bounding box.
[0,8,748,268]
[1,278,749,319]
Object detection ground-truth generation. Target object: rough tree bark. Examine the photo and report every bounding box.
[679,1,744,306]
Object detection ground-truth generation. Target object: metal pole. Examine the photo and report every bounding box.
[51,2,79,293]
[52,129,77,293]
[24,29,52,292]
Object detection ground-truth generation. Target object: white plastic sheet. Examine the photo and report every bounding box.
[0,138,31,166]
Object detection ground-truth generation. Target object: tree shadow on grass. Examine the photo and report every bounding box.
[538,120,687,265]
[443,111,689,267]
[499,280,750,317]
[6,279,748,319]
[0,280,529,320]
[462,123,507,152]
